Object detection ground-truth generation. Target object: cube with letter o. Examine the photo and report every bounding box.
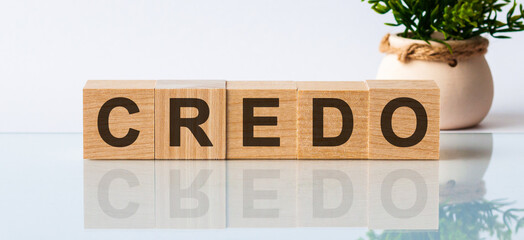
[367,80,440,159]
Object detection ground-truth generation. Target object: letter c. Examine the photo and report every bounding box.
[97,97,140,147]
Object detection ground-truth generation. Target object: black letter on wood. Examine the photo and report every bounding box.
[243,98,280,146]
[381,97,427,147]
[170,98,213,147]
[98,97,140,147]
[312,98,353,146]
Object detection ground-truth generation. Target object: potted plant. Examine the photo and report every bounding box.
[362,0,524,129]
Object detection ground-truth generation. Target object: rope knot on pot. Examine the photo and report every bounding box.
[379,33,489,67]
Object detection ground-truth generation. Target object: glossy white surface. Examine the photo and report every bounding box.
[1,133,524,239]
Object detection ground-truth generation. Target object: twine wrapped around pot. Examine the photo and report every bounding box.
[379,33,489,67]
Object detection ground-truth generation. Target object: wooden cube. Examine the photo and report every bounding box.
[155,80,226,159]
[83,80,156,159]
[83,160,155,228]
[297,81,369,159]
[368,160,439,229]
[226,81,297,159]
[155,160,226,228]
[366,80,440,159]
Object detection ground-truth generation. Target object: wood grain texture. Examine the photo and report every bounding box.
[367,80,440,160]
[226,81,297,159]
[84,80,156,89]
[83,80,155,159]
[155,80,226,159]
[297,81,369,159]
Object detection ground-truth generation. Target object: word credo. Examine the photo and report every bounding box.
[83,80,439,160]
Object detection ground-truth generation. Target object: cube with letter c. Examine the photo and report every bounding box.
[83,80,156,159]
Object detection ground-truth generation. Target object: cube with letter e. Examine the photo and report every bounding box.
[226,81,297,159]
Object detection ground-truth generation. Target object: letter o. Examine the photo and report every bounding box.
[381,97,427,147]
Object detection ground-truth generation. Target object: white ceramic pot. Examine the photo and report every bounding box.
[376,33,494,130]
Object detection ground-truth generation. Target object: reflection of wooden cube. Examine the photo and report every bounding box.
[155,80,226,159]
[368,160,439,230]
[155,160,226,228]
[227,160,297,227]
[83,160,155,228]
[226,81,297,159]
[367,80,440,159]
[83,80,155,159]
[297,160,368,227]
[297,81,369,159]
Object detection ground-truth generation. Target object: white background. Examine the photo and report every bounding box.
[1,0,523,133]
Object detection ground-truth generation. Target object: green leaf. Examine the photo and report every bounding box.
[385,22,401,26]
[362,0,524,41]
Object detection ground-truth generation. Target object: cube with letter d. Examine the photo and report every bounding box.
[297,81,369,159]
[155,80,226,159]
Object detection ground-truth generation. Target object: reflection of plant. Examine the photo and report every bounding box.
[359,199,524,240]
[361,229,436,240]
[440,199,524,240]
